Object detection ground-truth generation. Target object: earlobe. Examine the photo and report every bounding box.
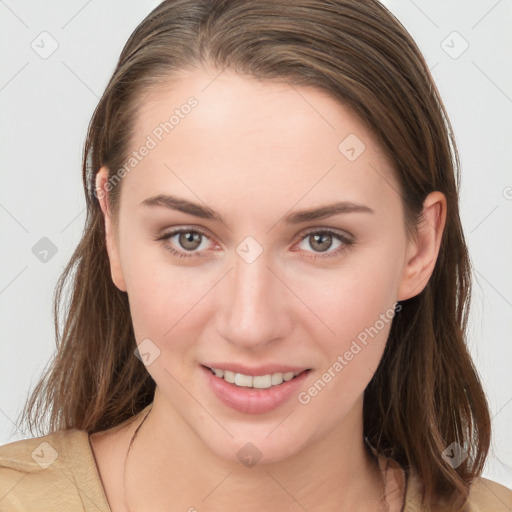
[95,167,127,292]
[397,191,447,301]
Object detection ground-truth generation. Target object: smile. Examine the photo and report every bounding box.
[207,366,305,389]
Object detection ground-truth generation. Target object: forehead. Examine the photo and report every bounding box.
[120,69,401,221]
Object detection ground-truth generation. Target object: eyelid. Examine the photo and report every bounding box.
[156,225,215,242]
[291,227,354,259]
[293,226,354,244]
[156,225,355,259]
[156,226,216,256]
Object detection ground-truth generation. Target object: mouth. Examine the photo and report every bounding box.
[202,365,310,390]
[201,364,312,414]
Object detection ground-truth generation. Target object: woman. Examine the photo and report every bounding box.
[1,0,510,510]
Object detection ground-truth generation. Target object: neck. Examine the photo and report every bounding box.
[119,389,388,512]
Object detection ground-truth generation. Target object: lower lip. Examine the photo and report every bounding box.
[201,365,311,415]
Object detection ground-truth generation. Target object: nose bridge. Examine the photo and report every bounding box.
[218,249,289,348]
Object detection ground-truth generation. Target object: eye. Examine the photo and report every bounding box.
[294,228,354,259]
[156,228,214,258]
[156,226,354,260]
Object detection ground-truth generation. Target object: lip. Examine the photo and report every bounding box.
[201,364,311,415]
[201,362,309,376]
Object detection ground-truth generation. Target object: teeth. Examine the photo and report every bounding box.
[271,373,282,385]
[234,373,253,387]
[253,375,272,389]
[209,367,303,388]
[224,370,235,383]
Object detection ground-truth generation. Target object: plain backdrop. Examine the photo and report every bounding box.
[1,0,511,489]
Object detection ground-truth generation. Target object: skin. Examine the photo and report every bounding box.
[90,68,446,512]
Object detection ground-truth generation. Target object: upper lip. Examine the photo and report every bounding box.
[202,363,310,376]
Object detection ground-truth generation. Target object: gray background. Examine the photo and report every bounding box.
[1,0,511,489]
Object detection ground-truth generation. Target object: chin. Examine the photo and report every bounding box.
[199,425,309,467]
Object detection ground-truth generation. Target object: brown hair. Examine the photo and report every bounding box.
[18,0,491,509]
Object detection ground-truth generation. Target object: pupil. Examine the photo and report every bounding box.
[179,231,201,250]
[311,233,332,252]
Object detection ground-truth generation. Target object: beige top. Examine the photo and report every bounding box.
[1,405,511,511]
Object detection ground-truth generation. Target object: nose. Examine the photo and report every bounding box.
[216,249,293,351]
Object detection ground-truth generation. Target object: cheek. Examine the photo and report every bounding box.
[291,248,402,379]
[125,264,207,342]
[120,238,222,370]
[292,260,400,420]
[118,236,182,337]
[123,264,213,389]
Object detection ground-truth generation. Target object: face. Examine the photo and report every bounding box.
[97,68,444,465]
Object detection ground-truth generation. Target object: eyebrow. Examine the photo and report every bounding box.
[140,194,374,225]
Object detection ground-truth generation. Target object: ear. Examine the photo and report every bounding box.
[95,167,127,292]
[397,191,447,301]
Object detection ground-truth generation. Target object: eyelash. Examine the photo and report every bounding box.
[156,227,354,260]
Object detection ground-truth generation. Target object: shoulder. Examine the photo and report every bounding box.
[0,429,110,511]
[405,470,512,511]
[465,476,512,511]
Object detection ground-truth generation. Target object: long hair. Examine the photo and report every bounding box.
[18,1,490,509]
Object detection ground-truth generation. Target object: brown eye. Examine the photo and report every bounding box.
[178,231,203,251]
[157,228,214,258]
[308,233,334,252]
[295,228,353,259]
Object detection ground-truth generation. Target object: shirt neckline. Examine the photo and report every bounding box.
[64,404,422,511]
[61,428,112,511]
